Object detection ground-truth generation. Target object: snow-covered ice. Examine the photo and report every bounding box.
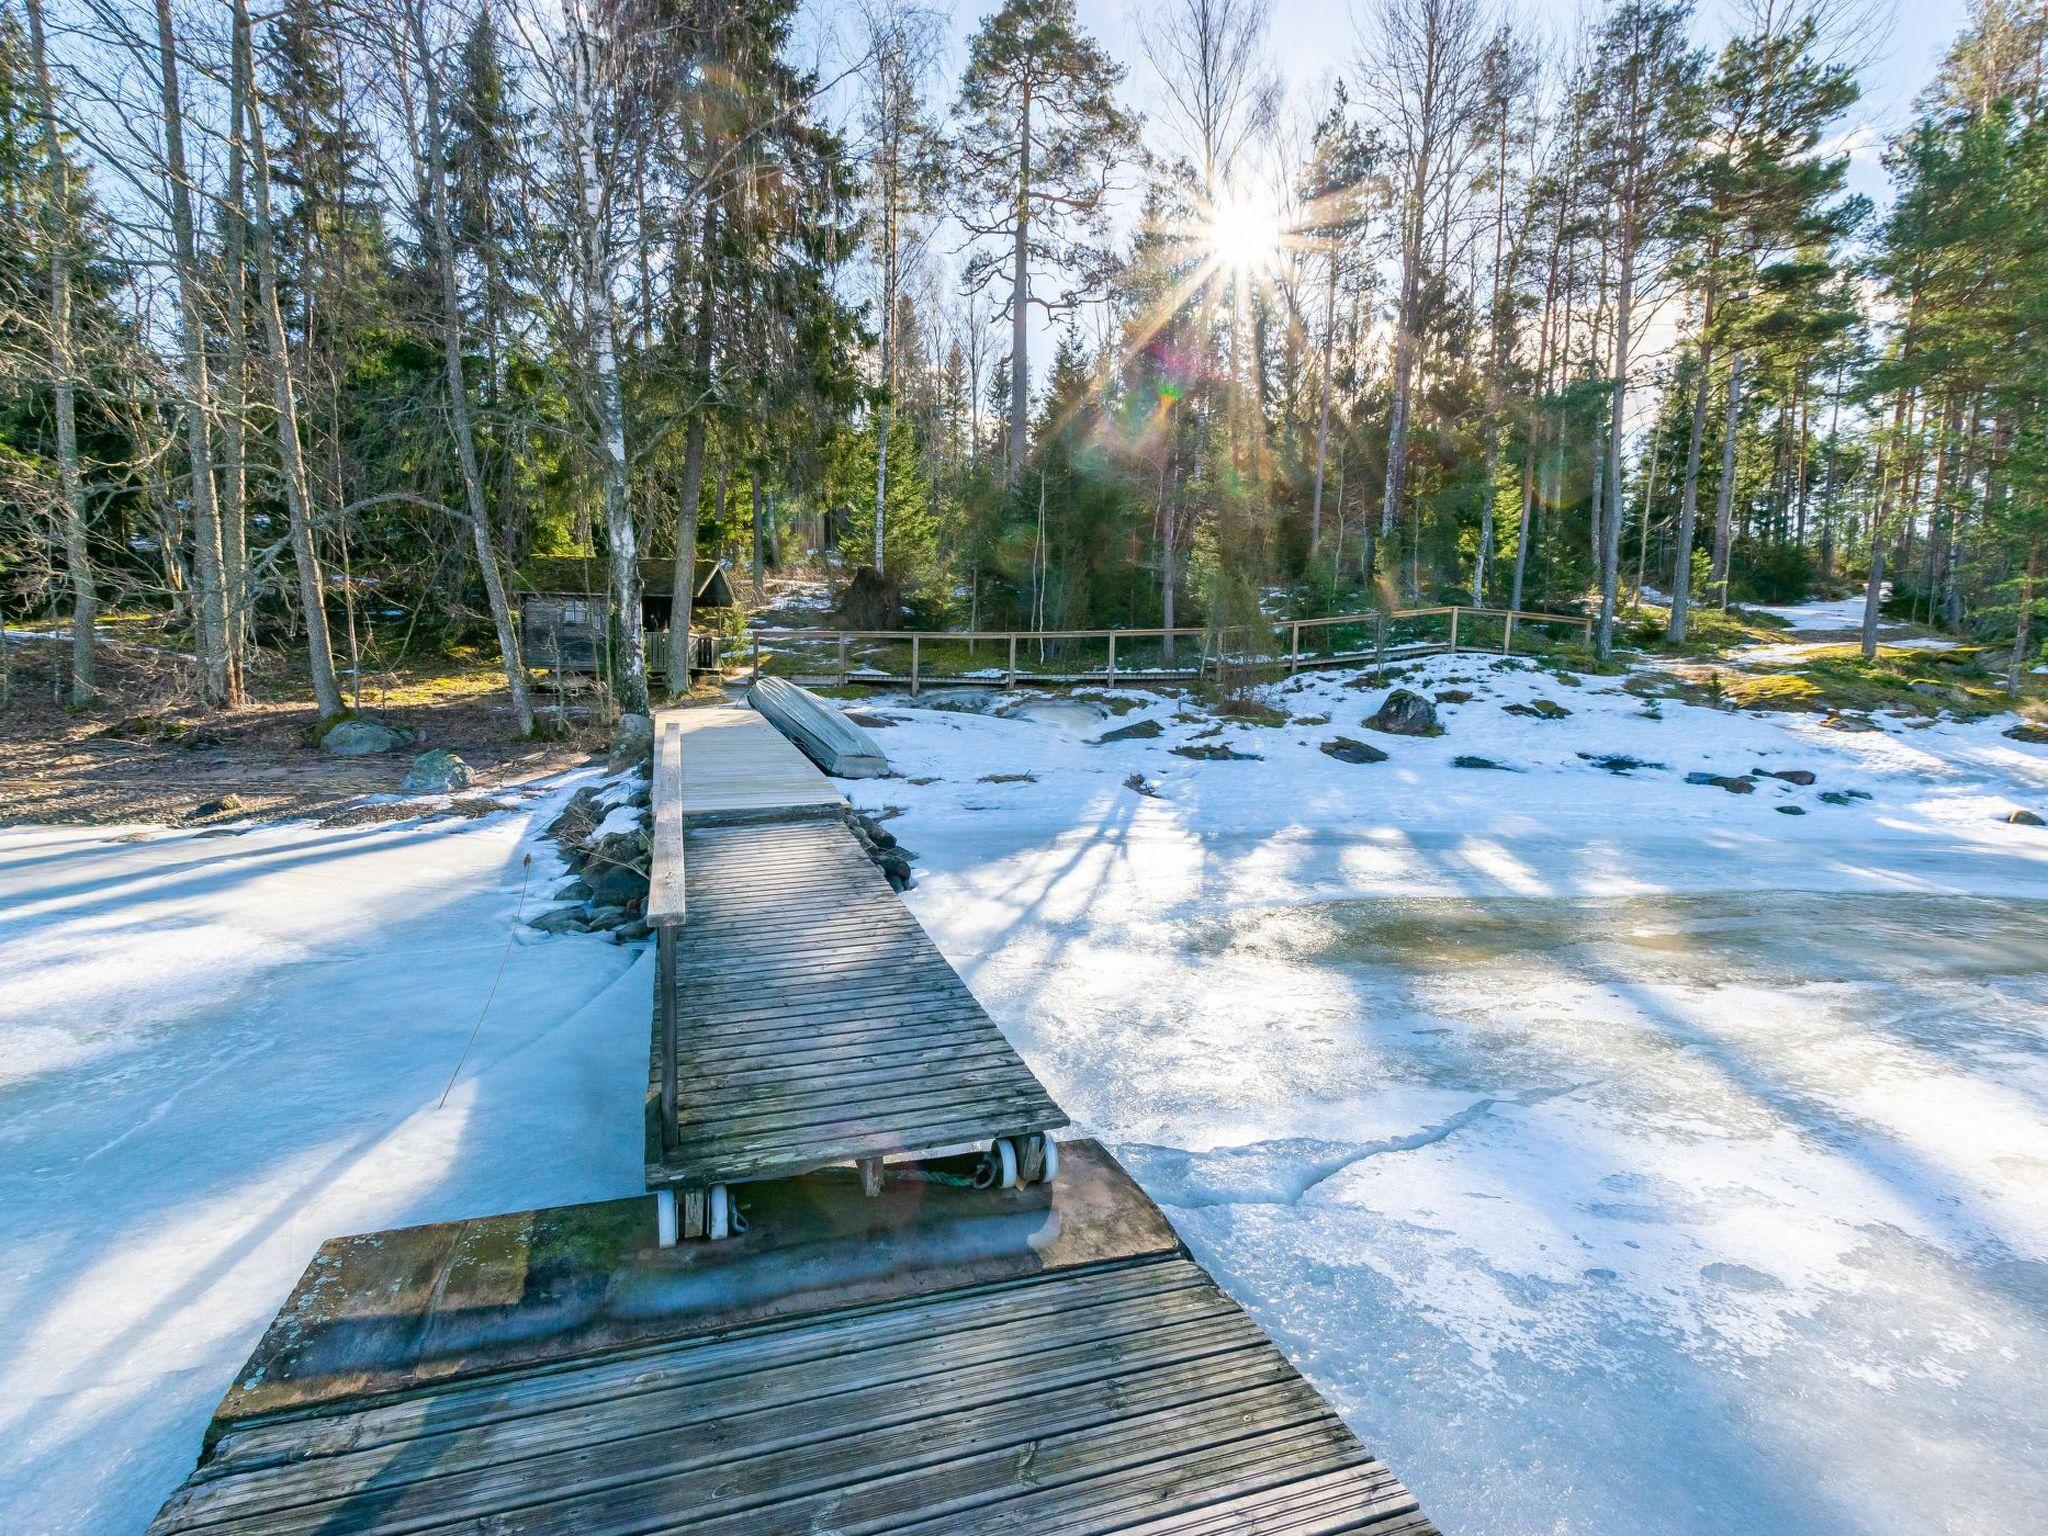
[846,648,2048,1535]
[0,781,649,1534]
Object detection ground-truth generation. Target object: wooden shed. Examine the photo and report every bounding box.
[518,556,736,676]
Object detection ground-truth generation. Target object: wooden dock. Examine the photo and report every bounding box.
[142,688,1443,1534]
[147,1143,1438,1535]
[648,815,1066,1190]
[659,702,846,825]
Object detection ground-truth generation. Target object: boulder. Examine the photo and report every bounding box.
[1579,753,1662,775]
[2005,809,2045,827]
[1452,755,1514,771]
[613,917,653,944]
[401,748,473,794]
[1761,768,1817,786]
[1320,736,1389,765]
[554,879,593,902]
[2004,723,2048,745]
[1685,771,1755,794]
[321,719,410,757]
[588,861,650,906]
[1776,805,1807,816]
[1818,789,1871,806]
[607,712,655,769]
[1094,718,1165,744]
[1365,688,1441,737]
[528,906,589,935]
[189,794,245,819]
[1171,743,1263,761]
[1434,689,1475,704]
[1504,698,1572,720]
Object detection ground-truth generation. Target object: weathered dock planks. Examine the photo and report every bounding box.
[658,702,846,825]
[648,818,1066,1188]
[147,1144,1439,1536]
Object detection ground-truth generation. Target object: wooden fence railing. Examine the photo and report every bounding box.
[710,604,1591,694]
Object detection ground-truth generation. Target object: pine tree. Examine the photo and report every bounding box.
[954,0,1135,479]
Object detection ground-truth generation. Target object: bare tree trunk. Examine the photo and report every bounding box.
[873,163,896,569]
[1309,250,1338,561]
[240,0,343,722]
[1710,348,1744,609]
[221,7,252,697]
[153,0,230,706]
[567,0,646,713]
[1667,282,1716,642]
[2011,541,2038,697]
[406,0,533,736]
[24,0,93,705]
[751,473,765,600]
[1597,241,1634,659]
[668,196,717,696]
[1007,78,1031,479]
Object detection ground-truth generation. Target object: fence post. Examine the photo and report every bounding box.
[911,634,921,696]
[1503,613,1515,655]
[1290,621,1301,674]
[1449,607,1459,655]
[752,628,761,679]
[837,633,849,687]
[1107,632,1118,688]
[1007,634,1018,687]
[1375,613,1387,671]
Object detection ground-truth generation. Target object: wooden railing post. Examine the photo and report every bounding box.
[1290,621,1301,674]
[1107,631,1117,688]
[1007,633,1018,687]
[910,633,921,696]
[1449,607,1459,655]
[751,628,761,680]
[1375,613,1387,670]
[837,633,849,687]
[1503,613,1515,655]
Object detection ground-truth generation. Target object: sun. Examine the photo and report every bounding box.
[1204,189,1284,275]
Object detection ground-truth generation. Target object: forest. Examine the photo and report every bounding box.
[2,0,2045,726]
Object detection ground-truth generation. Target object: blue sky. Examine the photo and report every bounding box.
[823,0,1974,385]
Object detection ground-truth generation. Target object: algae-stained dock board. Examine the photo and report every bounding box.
[661,703,845,825]
[649,817,1065,1187]
[148,1252,1437,1536]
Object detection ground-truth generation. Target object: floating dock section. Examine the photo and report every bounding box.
[146,691,1440,1534]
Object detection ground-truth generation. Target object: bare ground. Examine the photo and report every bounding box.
[0,631,609,828]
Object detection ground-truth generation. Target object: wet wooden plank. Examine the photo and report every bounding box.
[151,1250,1436,1536]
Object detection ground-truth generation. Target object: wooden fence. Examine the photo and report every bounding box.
[704,604,1591,694]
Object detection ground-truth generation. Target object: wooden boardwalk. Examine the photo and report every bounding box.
[147,1145,1439,1536]
[659,703,846,825]
[648,816,1066,1189]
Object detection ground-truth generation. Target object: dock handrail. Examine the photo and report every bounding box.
[649,717,685,1140]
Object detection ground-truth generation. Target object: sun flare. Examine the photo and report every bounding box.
[1204,190,1284,275]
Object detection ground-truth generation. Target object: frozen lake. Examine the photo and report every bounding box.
[850,656,2048,1536]
[3,641,2044,1534]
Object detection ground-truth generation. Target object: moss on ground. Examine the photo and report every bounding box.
[1718,645,2010,718]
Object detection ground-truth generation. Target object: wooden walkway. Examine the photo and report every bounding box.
[659,703,846,825]
[648,817,1066,1189]
[147,1145,1439,1536]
